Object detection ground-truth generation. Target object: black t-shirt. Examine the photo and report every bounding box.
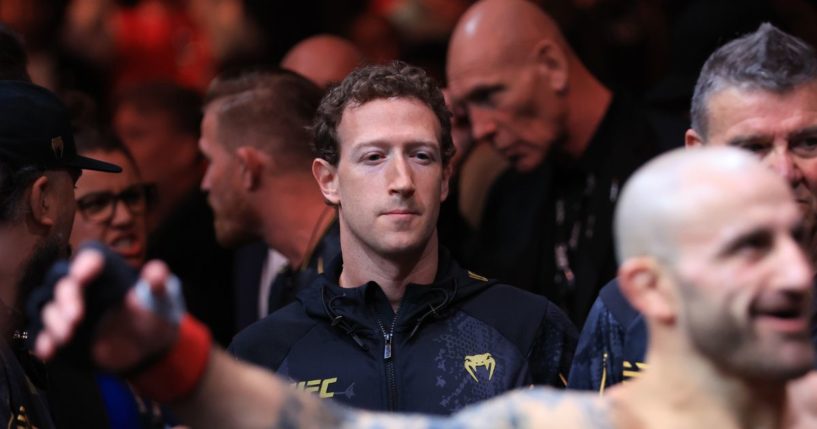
[465,95,678,326]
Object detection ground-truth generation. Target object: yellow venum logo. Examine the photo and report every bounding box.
[464,353,496,382]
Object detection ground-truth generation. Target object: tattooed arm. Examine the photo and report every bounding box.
[176,351,611,429]
[33,249,613,429]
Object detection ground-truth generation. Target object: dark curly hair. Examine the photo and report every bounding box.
[312,61,455,166]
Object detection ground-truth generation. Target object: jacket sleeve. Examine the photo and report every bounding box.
[566,295,625,392]
[527,302,578,388]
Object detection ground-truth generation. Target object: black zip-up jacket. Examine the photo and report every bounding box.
[228,249,578,414]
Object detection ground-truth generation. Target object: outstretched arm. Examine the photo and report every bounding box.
[34,248,609,429]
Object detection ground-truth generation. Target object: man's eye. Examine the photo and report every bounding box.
[78,195,111,215]
[740,142,770,155]
[362,153,384,163]
[792,225,807,245]
[734,232,773,257]
[413,151,436,164]
[471,93,497,108]
[467,86,503,108]
[792,137,817,157]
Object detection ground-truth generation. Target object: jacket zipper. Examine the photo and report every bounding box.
[376,314,399,411]
[599,351,608,397]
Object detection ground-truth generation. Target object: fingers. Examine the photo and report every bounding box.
[69,248,105,284]
[35,254,176,365]
[141,260,171,297]
[35,277,86,359]
[34,248,104,360]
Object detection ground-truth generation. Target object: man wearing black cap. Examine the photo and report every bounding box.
[0,80,119,428]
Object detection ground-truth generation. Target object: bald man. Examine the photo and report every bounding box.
[281,35,364,88]
[446,0,676,325]
[34,147,817,428]
[569,23,817,392]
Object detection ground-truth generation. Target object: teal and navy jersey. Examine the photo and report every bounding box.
[229,248,577,414]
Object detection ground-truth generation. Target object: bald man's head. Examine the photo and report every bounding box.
[446,0,603,172]
[447,0,565,79]
[616,147,814,381]
[614,147,785,264]
[282,35,364,89]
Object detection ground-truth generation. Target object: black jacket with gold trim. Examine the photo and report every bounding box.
[228,248,577,414]
[568,278,817,392]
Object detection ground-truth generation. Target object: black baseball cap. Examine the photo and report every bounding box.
[0,81,121,173]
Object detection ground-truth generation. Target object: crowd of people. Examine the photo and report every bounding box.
[0,0,816,428]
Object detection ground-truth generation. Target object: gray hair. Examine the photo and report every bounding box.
[690,23,817,137]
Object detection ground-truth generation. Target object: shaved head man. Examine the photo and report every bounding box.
[447,0,607,171]
[570,23,817,392]
[281,35,364,88]
[35,147,817,428]
[447,0,673,324]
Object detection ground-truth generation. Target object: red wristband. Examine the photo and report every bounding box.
[128,315,212,403]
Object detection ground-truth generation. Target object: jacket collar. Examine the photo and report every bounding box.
[298,247,495,338]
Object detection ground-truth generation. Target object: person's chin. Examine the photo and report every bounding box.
[511,154,542,173]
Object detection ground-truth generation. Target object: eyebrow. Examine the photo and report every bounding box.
[726,125,817,147]
[719,227,772,257]
[788,125,817,141]
[462,84,505,103]
[351,140,441,154]
[356,137,439,146]
[726,135,771,148]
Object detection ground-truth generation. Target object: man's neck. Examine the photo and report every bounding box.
[562,68,613,159]
[612,335,787,429]
[258,176,332,269]
[338,230,439,312]
[0,227,37,310]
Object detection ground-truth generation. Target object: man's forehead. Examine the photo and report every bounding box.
[706,83,817,138]
[676,173,795,244]
[447,56,527,99]
[337,98,441,148]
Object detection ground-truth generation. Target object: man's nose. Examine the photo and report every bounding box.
[388,156,416,196]
[468,106,498,143]
[775,232,814,295]
[110,200,135,226]
[765,147,803,186]
[200,166,213,192]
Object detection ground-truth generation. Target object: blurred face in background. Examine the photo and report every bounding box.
[70,150,150,268]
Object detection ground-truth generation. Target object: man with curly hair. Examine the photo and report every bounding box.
[226,61,577,414]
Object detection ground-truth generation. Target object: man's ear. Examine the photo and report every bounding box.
[440,162,452,202]
[312,158,340,206]
[28,175,54,227]
[618,257,676,324]
[235,146,266,190]
[685,128,704,148]
[533,39,569,93]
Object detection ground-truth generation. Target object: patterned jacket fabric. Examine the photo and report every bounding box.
[229,248,577,414]
[568,278,817,391]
